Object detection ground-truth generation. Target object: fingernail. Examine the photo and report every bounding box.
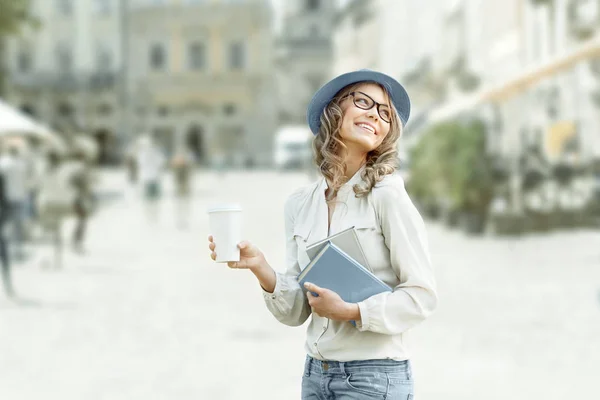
[304,282,310,288]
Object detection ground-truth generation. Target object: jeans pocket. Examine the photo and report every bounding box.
[386,376,413,400]
[345,372,388,397]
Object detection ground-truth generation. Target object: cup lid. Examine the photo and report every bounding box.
[207,203,242,213]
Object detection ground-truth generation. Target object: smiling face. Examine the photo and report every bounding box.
[338,83,392,158]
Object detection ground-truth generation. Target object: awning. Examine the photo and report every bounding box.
[0,98,54,139]
[425,35,600,123]
[482,36,600,102]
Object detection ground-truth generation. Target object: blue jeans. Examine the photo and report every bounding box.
[7,201,27,259]
[302,356,414,399]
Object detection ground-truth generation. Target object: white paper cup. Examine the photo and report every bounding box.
[208,203,242,263]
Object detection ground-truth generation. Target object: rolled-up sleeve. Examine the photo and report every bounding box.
[356,176,438,335]
[262,189,312,327]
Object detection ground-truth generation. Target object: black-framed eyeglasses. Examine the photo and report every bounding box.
[343,91,392,123]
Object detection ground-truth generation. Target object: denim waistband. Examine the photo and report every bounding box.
[305,355,411,376]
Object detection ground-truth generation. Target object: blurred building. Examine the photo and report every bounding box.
[4,0,277,168]
[3,0,122,164]
[332,0,600,210]
[127,0,276,167]
[275,0,336,125]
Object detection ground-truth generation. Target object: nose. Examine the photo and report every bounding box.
[365,106,379,121]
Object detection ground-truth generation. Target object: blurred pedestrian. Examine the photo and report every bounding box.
[125,143,139,185]
[24,137,46,240]
[172,149,194,196]
[171,148,195,229]
[0,142,29,262]
[37,152,73,269]
[137,135,165,222]
[0,168,14,297]
[208,70,437,399]
[69,149,96,254]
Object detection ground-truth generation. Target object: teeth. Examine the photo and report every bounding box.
[357,123,375,134]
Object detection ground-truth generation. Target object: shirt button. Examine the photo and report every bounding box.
[313,342,317,346]
[271,295,276,299]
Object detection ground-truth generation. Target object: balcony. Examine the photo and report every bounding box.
[9,71,119,91]
[129,1,271,27]
[530,0,552,5]
[334,0,375,27]
[276,37,331,58]
[139,71,266,92]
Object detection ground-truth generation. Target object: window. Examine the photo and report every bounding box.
[96,46,112,72]
[97,103,112,115]
[223,103,237,115]
[228,41,245,70]
[188,42,206,70]
[56,44,73,71]
[149,43,167,70]
[157,105,170,117]
[93,0,111,15]
[17,51,32,73]
[56,0,73,16]
[57,103,74,117]
[306,0,320,11]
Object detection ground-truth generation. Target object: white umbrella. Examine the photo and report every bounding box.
[0,98,53,138]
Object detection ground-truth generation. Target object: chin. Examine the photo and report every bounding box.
[355,137,378,151]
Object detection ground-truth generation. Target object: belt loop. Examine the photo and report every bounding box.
[304,356,312,377]
[406,360,412,380]
[339,361,346,377]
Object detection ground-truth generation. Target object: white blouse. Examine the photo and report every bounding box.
[263,166,438,362]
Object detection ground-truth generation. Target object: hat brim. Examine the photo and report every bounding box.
[306,70,411,135]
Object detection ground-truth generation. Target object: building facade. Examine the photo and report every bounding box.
[4,0,122,164]
[331,0,600,210]
[4,0,277,167]
[127,0,276,167]
[274,0,336,125]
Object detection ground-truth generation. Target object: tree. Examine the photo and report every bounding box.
[0,0,37,95]
[0,0,35,36]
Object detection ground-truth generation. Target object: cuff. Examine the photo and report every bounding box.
[262,272,282,301]
[355,301,370,331]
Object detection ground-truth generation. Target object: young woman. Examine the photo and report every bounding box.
[208,69,437,399]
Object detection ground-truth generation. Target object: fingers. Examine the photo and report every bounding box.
[208,235,213,242]
[227,261,244,269]
[304,282,322,295]
[209,239,216,260]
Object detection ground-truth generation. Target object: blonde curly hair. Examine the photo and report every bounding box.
[312,82,403,203]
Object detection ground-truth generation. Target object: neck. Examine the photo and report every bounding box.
[343,154,366,180]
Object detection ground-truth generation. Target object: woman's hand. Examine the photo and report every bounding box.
[304,282,360,322]
[208,235,266,272]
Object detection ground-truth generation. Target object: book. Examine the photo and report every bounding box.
[297,241,392,305]
[305,226,372,272]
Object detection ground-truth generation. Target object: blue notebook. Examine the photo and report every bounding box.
[297,241,392,304]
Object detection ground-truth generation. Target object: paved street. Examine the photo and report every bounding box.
[1,169,599,400]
